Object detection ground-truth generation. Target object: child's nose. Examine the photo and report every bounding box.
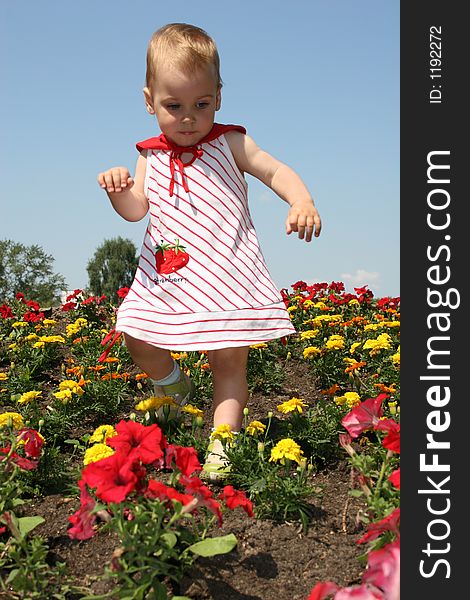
[182,112,195,123]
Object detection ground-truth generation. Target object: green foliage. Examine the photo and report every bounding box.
[0,239,67,305]
[87,237,138,301]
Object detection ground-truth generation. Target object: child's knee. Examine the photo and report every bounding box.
[208,347,249,375]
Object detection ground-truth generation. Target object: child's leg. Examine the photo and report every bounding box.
[123,333,174,379]
[123,333,195,421]
[207,346,250,431]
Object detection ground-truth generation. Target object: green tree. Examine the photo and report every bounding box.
[0,240,67,305]
[87,237,138,301]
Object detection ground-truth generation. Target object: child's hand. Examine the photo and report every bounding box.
[286,199,322,242]
[97,167,134,193]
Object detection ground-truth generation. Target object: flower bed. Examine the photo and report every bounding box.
[0,282,400,599]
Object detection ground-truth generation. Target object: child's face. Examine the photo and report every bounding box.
[144,65,221,147]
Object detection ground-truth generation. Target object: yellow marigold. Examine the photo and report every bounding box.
[363,333,392,356]
[383,321,400,329]
[83,443,115,465]
[326,334,345,350]
[0,412,24,429]
[42,319,57,327]
[334,391,361,408]
[313,301,328,309]
[364,323,383,331]
[33,341,45,349]
[392,347,400,367]
[38,335,65,344]
[303,346,322,359]
[135,396,177,412]
[102,357,119,364]
[246,420,266,436]
[250,342,268,349]
[12,321,28,328]
[299,329,319,340]
[210,424,235,443]
[24,334,39,342]
[89,425,117,444]
[58,380,84,395]
[350,342,361,354]
[287,306,297,314]
[277,397,308,414]
[182,404,204,418]
[18,390,42,405]
[269,438,304,465]
[171,352,188,360]
[348,299,360,306]
[302,300,314,309]
[0,373,8,381]
[53,389,73,402]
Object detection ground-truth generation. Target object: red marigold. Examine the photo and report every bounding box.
[220,485,254,517]
[107,420,166,465]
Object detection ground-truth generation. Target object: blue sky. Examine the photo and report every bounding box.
[1,0,399,298]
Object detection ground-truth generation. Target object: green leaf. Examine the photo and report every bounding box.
[17,515,45,537]
[172,597,193,600]
[160,532,177,549]
[187,533,237,557]
[349,489,364,498]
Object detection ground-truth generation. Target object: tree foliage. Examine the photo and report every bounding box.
[0,240,67,306]
[87,237,138,301]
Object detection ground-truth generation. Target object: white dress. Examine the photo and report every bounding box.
[115,123,296,350]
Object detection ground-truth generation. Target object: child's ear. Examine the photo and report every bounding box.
[143,87,155,114]
[215,87,222,111]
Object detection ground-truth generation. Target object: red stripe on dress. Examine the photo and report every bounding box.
[151,154,257,251]
[141,238,227,312]
[147,228,242,311]
[158,206,275,306]
[154,193,280,300]
[120,322,292,336]
[207,139,247,191]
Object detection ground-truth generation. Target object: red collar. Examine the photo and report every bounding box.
[136,123,246,197]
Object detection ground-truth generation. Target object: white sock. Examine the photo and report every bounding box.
[152,361,181,386]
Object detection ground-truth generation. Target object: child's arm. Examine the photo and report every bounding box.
[97,153,149,222]
[226,132,322,242]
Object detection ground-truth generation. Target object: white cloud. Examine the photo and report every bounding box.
[340,269,381,292]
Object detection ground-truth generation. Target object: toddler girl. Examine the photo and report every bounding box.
[97,23,322,480]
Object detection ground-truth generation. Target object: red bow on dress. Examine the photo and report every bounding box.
[136,123,246,197]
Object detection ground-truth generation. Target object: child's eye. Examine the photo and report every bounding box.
[196,102,209,109]
[167,104,180,111]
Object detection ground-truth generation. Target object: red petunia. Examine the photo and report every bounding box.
[117,287,130,298]
[17,428,44,459]
[107,420,166,464]
[306,581,339,600]
[81,452,140,503]
[357,507,400,545]
[165,444,202,477]
[179,475,222,526]
[220,485,254,517]
[68,479,97,540]
[374,419,400,454]
[61,301,77,312]
[341,394,387,439]
[362,540,400,600]
[0,304,13,319]
[145,479,195,507]
[0,447,37,470]
[388,468,400,489]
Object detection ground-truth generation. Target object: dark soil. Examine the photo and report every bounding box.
[23,359,368,600]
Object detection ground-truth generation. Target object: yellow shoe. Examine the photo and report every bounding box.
[153,372,195,424]
[202,439,231,483]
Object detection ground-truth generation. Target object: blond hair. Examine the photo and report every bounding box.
[146,23,222,91]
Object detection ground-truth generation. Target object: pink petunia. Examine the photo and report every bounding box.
[362,540,400,600]
[68,479,97,540]
[341,394,387,439]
